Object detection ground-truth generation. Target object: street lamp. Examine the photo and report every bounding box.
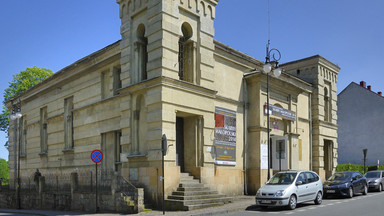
[10,102,22,209]
[363,149,368,174]
[262,40,281,181]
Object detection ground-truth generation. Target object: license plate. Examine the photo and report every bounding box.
[326,190,335,193]
[261,200,272,204]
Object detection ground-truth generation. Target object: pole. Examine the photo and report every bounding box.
[267,72,271,181]
[95,163,99,213]
[162,150,165,215]
[15,117,21,209]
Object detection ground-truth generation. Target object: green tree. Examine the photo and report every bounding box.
[0,67,53,132]
[0,159,9,183]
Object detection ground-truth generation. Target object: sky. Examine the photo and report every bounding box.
[0,0,383,161]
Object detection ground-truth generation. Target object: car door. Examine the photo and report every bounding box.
[305,172,320,200]
[352,173,364,193]
[351,172,360,193]
[357,173,365,192]
[295,172,309,203]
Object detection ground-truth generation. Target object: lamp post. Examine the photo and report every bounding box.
[10,102,22,209]
[262,40,282,181]
[363,149,368,174]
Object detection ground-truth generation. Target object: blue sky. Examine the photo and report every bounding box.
[0,0,383,161]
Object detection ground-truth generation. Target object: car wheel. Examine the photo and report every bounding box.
[287,195,297,210]
[314,191,322,205]
[348,187,354,198]
[363,185,368,195]
[378,184,382,192]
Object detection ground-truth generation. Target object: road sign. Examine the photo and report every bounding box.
[91,150,103,163]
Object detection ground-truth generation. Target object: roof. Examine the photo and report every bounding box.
[6,40,121,104]
[280,54,340,71]
[338,82,384,100]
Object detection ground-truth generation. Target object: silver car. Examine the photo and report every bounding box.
[365,170,384,192]
[255,171,323,210]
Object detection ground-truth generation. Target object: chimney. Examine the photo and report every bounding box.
[378,92,382,96]
[367,85,372,91]
[360,81,366,88]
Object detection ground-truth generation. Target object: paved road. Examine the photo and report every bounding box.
[224,191,384,216]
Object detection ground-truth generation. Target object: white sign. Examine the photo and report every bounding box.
[260,144,268,169]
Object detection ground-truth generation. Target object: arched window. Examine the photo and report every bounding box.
[178,22,194,83]
[324,87,330,122]
[135,24,148,82]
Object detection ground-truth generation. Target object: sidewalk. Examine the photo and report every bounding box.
[0,195,255,216]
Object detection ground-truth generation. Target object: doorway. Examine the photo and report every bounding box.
[271,136,288,171]
[176,117,185,172]
[324,140,333,179]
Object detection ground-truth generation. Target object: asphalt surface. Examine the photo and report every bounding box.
[2,191,384,216]
[224,191,384,216]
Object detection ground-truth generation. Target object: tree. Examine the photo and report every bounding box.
[0,67,53,132]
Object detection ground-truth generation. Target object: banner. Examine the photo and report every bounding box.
[215,107,236,165]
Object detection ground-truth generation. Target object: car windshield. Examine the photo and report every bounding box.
[267,173,297,185]
[365,172,381,178]
[328,173,351,181]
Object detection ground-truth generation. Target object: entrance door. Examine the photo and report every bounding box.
[324,140,333,179]
[271,136,288,171]
[176,117,185,172]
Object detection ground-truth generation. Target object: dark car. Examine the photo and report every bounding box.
[323,171,368,198]
[365,171,384,192]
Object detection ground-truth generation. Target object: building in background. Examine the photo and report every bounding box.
[338,81,384,165]
[6,0,340,210]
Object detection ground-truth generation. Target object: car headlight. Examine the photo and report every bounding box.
[256,189,261,197]
[375,179,380,183]
[274,190,285,197]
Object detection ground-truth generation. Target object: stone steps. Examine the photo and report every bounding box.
[165,173,232,211]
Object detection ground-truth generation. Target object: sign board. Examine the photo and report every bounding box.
[91,149,103,163]
[265,103,296,121]
[214,107,236,165]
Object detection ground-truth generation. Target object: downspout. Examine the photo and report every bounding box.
[309,93,313,170]
[243,75,248,195]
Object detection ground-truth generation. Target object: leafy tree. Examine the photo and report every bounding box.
[0,67,53,132]
[0,159,9,183]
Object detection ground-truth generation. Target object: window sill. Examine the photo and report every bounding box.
[39,152,47,156]
[62,148,74,153]
[127,154,147,158]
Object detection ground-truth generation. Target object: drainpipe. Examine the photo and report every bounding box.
[242,75,248,195]
[309,93,313,170]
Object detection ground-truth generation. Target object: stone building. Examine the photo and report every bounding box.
[338,81,384,165]
[7,0,340,209]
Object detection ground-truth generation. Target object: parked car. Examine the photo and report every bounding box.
[323,171,368,198]
[255,171,323,210]
[365,170,384,192]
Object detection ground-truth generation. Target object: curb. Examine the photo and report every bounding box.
[0,209,46,216]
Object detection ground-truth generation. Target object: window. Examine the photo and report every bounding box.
[296,173,307,184]
[305,172,318,183]
[113,67,122,95]
[101,71,110,99]
[133,95,147,154]
[40,107,48,154]
[324,86,331,122]
[64,96,74,150]
[20,117,26,157]
[178,22,194,83]
[135,24,148,82]
[115,131,122,163]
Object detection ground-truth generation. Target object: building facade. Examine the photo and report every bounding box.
[7,0,340,208]
[338,81,384,165]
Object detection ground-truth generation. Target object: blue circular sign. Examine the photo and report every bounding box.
[91,149,103,163]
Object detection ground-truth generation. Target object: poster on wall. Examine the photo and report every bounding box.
[260,144,268,169]
[214,107,236,165]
